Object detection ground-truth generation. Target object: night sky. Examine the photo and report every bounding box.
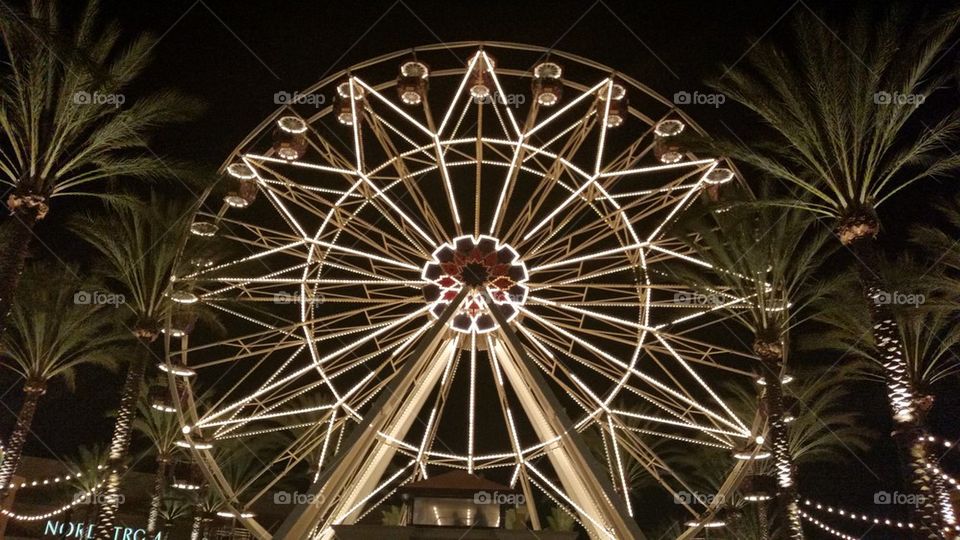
[2,0,959,536]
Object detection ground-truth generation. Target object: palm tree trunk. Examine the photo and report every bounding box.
[57,506,73,540]
[756,501,769,540]
[190,514,202,540]
[0,198,42,337]
[757,350,803,540]
[0,379,46,494]
[932,460,957,527]
[93,355,147,539]
[147,456,169,535]
[85,503,99,535]
[848,237,944,538]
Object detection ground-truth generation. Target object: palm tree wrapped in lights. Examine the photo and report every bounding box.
[71,194,204,537]
[134,379,185,536]
[0,0,201,336]
[813,256,960,531]
[664,188,836,539]
[0,265,125,494]
[64,446,110,533]
[656,365,874,539]
[712,5,960,536]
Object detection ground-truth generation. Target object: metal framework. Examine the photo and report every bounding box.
[164,42,762,539]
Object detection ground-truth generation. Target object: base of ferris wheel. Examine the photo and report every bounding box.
[270,288,649,540]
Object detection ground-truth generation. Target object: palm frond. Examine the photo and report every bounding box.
[712,5,960,222]
[0,261,127,388]
[0,0,202,202]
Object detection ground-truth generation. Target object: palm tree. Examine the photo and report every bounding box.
[811,258,960,530]
[711,6,960,535]
[545,506,577,532]
[157,495,191,540]
[134,379,183,536]
[63,445,110,534]
[71,194,200,536]
[664,365,874,539]
[663,188,835,539]
[0,0,201,335]
[0,263,124,493]
[186,439,266,540]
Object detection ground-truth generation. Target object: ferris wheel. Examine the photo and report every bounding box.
[161,42,765,539]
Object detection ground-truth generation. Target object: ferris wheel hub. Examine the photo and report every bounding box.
[421,235,529,335]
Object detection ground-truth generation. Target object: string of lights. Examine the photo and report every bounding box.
[799,509,857,540]
[802,498,915,530]
[0,464,106,491]
[1,481,105,522]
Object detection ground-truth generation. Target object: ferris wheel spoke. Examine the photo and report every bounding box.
[509,82,616,246]
[522,169,707,265]
[527,242,645,273]
[361,112,451,244]
[527,295,654,333]
[518,307,748,436]
[359,72,463,232]
[345,123,438,252]
[500,133,591,244]
[303,238,420,272]
[514,321,736,447]
[491,85,603,240]
[261,131,436,261]
[492,106,599,240]
[197,305,431,427]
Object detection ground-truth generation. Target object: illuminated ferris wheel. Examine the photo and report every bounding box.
[162,42,765,539]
